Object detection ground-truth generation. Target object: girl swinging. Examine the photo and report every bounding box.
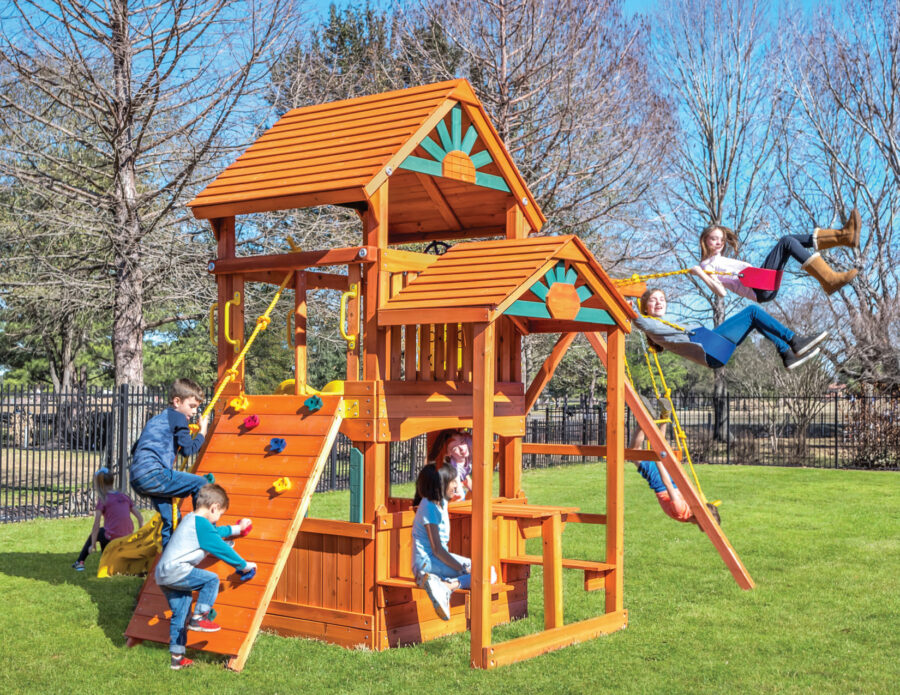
[693,209,860,301]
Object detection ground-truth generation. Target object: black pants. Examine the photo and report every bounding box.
[76,528,111,563]
[754,234,814,302]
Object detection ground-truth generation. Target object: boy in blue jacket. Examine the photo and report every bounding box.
[130,378,210,546]
[156,483,255,670]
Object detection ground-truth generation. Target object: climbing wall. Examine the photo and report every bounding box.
[124,394,344,670]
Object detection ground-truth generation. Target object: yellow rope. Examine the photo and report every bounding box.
[199,271,293,425]
[612,268,739,285]
[648,349,709,503]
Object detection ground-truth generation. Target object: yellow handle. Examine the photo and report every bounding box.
[340,283,359,350]
[208,303,217,347]
[223,292,241,348]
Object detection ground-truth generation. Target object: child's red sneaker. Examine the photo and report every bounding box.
[170,654,193,670]
[188,613,221,632]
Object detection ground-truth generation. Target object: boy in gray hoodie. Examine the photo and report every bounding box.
[155,483,255,670]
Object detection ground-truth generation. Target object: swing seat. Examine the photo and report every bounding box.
[738,267,782,291]
[688,327,736,365]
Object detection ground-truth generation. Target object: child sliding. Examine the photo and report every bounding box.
[694,209,860,301]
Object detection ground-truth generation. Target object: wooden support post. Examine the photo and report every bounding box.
[363,181,389,381]
[363,441,387,618]
[505,200,528,239]
[542,512,564,629]
[497,436,522,499]
[215,217,244,399]
[294,270,307,395]
[524,332,577,414]
[586,331,755,590]
[471,321,496,668]
[346,264,361,381]
[604,327,625,613]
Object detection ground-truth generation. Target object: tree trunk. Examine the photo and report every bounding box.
[110,0,144,388]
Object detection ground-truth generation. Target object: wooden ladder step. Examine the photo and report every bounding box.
[501,555,613,592]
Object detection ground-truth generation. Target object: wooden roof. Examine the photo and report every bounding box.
[188,80,545,239]
[377,236,636,330]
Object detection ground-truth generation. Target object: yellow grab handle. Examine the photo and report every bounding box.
[223,292,241,348]
[340,283,359,350]
[208,303,217,347]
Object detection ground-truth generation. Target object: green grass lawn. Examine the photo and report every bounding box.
[1,464,897,694]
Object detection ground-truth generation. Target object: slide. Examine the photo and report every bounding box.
[586,332,755,590]
[123,394,344,671]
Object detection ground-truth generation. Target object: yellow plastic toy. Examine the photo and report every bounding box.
[272,476,292,493]
[96,513,163,578]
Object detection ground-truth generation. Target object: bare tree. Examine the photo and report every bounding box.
[404,0,672,260]
[775,0,900,386]
[650,0,781,438]
[0,0,295,387]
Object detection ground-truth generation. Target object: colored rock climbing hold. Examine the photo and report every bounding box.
[237,567,256,582]
[229,394,250,412]
[272,476,292,493]
[269,437,286,454]
[204,473,215,484]
[242,414,260,430]
[304,395,323,412]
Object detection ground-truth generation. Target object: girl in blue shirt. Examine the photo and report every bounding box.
[411,463,496,620]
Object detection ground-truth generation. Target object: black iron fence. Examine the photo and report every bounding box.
[2,386,897,522]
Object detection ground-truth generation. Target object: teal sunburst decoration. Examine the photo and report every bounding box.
[398,105,510,191]
[506,262,614,325]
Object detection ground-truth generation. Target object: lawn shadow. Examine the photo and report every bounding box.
[0,551,145,647]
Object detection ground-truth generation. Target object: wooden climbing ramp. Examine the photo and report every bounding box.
[124,394,344,671]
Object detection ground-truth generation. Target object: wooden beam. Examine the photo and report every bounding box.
[585,331,755,590]
[542,513,564,629]
[380,248,438,273]
[524,332,577,414]
[190,187,366,220]
[482,610,627,668]
[498,436,522,499]
[470,321,496,668]
[604,327,625,614]
[506,199,528,239]
[415,172,463,230]
[294,271,307,395]
[210,246,375,275]
[363,181,389,381]
[516,442,676,462]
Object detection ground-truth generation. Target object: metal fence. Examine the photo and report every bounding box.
[2,386,897,522]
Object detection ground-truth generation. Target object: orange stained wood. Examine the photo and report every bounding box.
[378,235,636,330]
[187,79,544,233]
[124,394,344,671]
[585,331,755,591]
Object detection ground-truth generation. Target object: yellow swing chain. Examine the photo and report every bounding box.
[612,268,739,286]
[647,348,713,504]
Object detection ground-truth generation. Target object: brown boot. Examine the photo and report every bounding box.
[815,208,861,250]
[801,253,858,295]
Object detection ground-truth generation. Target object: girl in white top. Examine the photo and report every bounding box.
[693,213,860,301]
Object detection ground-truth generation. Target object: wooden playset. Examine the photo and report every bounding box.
[123,80,754,671]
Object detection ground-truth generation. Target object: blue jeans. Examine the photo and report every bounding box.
[755,234,814,302]
[130,467,207,546]
[414,552,497,590]
[160,568,219,655]
[707,305,794,368]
